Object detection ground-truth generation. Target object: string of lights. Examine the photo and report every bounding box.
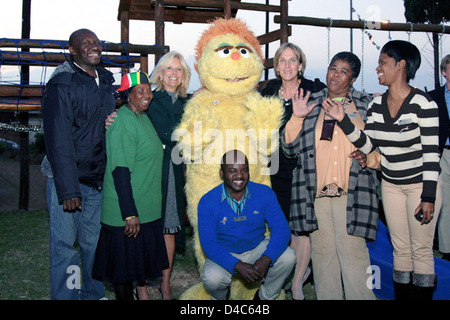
[0,122,43,133]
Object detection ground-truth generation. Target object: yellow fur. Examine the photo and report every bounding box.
[175,18,284,300]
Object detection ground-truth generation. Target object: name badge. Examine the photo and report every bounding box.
[234,216,247,222]
[398,118,412,125]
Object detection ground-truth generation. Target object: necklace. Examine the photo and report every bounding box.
[278,79,301,100]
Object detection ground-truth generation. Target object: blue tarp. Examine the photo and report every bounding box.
[367,219,450,300]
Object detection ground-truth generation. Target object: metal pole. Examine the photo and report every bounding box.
[350,0,353,53]
[265,0,269,80]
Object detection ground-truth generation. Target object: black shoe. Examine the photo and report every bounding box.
[253,289,261,300]
[411,285,435,300]
[411,275,437,300]
[393,281,413,300]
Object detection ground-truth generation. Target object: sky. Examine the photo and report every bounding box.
[1,0,449,94]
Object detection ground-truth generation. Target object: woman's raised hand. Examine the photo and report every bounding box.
[323,98,345,122]
[292,88,317,118]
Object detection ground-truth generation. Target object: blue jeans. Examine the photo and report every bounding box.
[47,177,105,300]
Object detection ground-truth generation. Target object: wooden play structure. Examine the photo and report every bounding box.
[1,0,448,211]
[3,0,449,112]
[117,0,292,70]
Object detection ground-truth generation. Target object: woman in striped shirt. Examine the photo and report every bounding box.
[325,40,442,300]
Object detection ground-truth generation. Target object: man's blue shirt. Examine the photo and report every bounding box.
[221,184,249,215]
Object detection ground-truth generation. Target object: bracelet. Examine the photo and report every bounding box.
[125,216,136,221]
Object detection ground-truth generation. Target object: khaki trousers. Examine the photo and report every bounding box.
[202,238,296,300]
[310,195,376,300]
[381,179,442,276]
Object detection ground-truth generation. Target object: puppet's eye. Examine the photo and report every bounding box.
[217,48,231,58]
[239,48,250,58]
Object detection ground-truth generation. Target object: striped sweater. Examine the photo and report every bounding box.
[338,88,441,203]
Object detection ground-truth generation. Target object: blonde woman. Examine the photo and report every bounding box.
[147,51,191,300]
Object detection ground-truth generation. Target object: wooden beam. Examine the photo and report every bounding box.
[20,0,31,210]
[224,0,231,19]
[127,8,229,23]
[0,100,124,111]
[274,15,450,34]
[263,58,273,70]
[120,10,130,44]
[0,51,141,67]
[117,0,132,20]
[151,0,281,13]
[0,103,41,111]
[120,10,130,73]
[173,6,186,24]
[121,0,280,24]
[140,54,149,73]
[0,39,169,55]
[155,0,165,63]
[279,0,288,44]
[257,26,292,46]
[0,85,43,97]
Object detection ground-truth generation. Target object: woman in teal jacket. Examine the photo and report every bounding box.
[148,51,191,300]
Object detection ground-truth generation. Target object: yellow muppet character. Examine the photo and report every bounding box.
[174,18,284,300]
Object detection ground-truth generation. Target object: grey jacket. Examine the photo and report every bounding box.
[281,87,380,241]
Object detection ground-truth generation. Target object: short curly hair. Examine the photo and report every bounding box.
[329,51,361,80]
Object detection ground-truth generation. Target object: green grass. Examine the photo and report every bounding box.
[0,211,315,300]
[1,211,445,300]
[0,211,50,299]
[0,211,201,300]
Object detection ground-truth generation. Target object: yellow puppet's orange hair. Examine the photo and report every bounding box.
[194,18,264,73]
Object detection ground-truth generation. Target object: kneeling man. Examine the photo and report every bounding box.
[198,150,296,300]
